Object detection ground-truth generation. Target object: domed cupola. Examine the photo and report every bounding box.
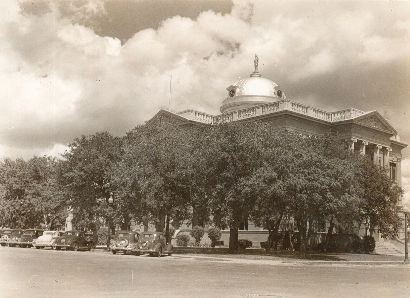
[220,55,285,113]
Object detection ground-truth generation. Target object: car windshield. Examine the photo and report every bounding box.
[23,231,36,235]
[44,231,55,235]
[142,234,155,240]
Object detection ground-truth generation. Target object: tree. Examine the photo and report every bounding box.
[354,157,402,238]
[0,157,66,229]
[205,122,262,252]
[242,124,359,253]
[58,132,122,244]
[114,122,194,242]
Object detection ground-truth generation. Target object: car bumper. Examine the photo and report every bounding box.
[54,244,72,249]
[33,243,53,247]
[18,242,33,246]
[112,246,134,252]
[7,241,20,246]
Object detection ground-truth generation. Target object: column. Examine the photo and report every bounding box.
[375,145,382,166]
[359,140,368,155]
[385,147,391,168]
[397,157,402,187]
[350,138,357,152]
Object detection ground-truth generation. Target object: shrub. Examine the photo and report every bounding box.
[327,233,363,253]
[238,239,252,249]
[176,234,190,247]
[97,227,109,246]
[352,236,363,253]
[207,227,222,247]
[260,241,269,250]
[190,226,205,246]
[363,235,375,253]
[165,227,175,242]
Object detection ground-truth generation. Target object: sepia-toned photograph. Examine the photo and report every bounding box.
[1,0,410,297]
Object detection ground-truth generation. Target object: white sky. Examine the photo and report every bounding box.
[1,0,410,197]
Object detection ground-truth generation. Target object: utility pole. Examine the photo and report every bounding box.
[405,212,408,264]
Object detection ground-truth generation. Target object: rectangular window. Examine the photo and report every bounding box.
[390,163,397,181]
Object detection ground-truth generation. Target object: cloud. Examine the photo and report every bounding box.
[0,0,409,161]
[401,159,410,210]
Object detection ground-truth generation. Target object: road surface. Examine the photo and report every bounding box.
[1,247,409,297]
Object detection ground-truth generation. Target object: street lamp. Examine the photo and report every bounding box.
[107,193,114,250]
[403,207,409,264]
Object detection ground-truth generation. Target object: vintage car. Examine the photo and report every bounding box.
[18,229,44,248]
[53,231,93,251]
[83,231,98,249]
[0,229,13,246]
[110,231,140,255]
[135,232,172,257]
[7,229,24,247]
[32,230,64,249]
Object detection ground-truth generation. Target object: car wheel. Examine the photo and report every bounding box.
[112,250,117,254]
[56,247,61,250]
[35,246,40,249]
[74,244,80,251]
[168,253,172,256]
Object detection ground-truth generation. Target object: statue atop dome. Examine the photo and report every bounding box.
[254,54,259,72]
[251,54,261,77]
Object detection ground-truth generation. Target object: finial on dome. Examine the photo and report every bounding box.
[251,54,261,77]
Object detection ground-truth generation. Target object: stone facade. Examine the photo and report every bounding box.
[151,99,406,189]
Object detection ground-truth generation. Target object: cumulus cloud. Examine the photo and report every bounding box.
[401,159,410,210]
[0,0,409,164]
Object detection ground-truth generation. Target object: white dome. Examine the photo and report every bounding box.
[220,71,284,113]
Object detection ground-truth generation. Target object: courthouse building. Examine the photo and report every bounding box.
[145,57,407,244]
[149,57,407,189]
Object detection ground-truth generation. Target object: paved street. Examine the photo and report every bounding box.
[1,247,410,298]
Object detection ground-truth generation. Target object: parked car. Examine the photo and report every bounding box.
[18,229,44,248]
[136,232,172,257]
[84,231,98,249]
[111,231,140,255]
[53,231,93,251]
[32,231,64,249]
[7,229,24,247]
[0,229,13,246]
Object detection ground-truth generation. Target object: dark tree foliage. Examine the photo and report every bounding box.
[113,122,195,241]
[0,157,66,229]
[1,117,402,256]
[58,132,122,237]
[354,157,402,238]
[204,122,263,251]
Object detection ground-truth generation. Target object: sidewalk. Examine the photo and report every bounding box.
[92,246,408,266]
[171,252,408,266]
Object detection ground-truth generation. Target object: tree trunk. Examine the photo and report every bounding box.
[324,218,334,252]
[298,219,308,256]
[271,214,284,251]
[165,215,171,243]
[155,212,166,232]
[120,222,130,231]
[106,219,115,249]
[229,226,239,253]
[143,218,149,232]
